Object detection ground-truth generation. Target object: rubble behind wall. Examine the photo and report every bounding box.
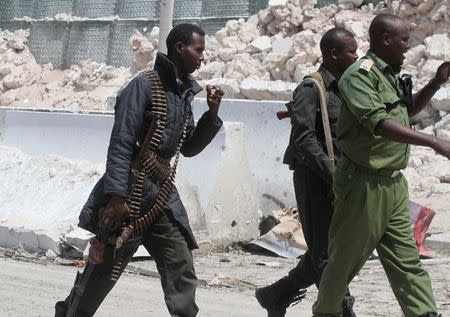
[0,0,449,113]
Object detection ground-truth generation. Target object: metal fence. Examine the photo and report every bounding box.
[29,21,70,68]
[66,21,112,66]
[203,0,250,18]
[109,20,155,67]
[1,0,382,68]
[115,0,159,19]
[72,0,117,18]
[0,0,34,21]
[33,0,73,19]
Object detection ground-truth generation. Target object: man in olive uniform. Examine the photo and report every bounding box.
[313,14,450,317]
[255,28,358,317]
[55,24,224,317]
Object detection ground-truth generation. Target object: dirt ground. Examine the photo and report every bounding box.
[0,246,449,317]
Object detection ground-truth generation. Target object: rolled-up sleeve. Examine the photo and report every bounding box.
[339,72,392,134]
[103,76,151,198]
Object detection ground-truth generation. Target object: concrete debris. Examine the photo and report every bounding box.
[251,207,307,258]
[0,145,103,254]
[1,1,450,106]
[45,249,57,259]
[431,86,450,112]
[0,29,131,111]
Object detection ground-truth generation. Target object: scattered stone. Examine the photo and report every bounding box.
[431,86,450,112]
[45,249,57,259]
[424,34,450,60]
[249,36,272,53]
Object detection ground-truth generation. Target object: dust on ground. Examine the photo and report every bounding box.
[0,243,449,317]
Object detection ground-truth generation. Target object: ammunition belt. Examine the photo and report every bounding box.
[109,69,188,281]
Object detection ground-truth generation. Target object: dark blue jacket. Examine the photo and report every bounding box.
[78,53,223,249]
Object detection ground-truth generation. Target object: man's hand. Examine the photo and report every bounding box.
[431,61,450,88]
[432,138,450,160]
[206,84,224,119]
[100,196,130,231]
[87,238,105,264]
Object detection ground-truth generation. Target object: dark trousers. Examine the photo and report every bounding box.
[287,166,333,287]
[55,213,198,317]
[287,167,353,306]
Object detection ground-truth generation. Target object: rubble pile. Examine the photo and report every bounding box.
[0,29,131,111]
[0,145,103,253]
[0,0,449,107]
[402,113,450,196]
[128,0,450,102]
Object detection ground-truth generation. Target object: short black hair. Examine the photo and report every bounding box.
[320,27,355,55]
[369,13,404,43]
[166,23,205,56]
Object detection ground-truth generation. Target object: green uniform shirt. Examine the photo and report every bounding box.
[337,51,410,170]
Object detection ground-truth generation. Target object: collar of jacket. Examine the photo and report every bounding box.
[154,52,203,96]
[318,64,337,89]
[366,50,400,76]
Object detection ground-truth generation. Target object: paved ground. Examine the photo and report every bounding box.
[0,248,449,317]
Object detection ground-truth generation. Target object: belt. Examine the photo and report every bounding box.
[342,156,402,178]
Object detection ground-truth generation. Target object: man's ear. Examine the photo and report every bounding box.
[382,33,390,46]
[175,42,183,55]
[330,48,338,60]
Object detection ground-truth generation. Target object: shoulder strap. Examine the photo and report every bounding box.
[305,72,334,166]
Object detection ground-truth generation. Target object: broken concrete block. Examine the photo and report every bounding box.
[420,59,445,79]
[285,53,307,74]
[434,112,450,131]
[46,249,57,259]
[237,22,260,44]
[249,36,272,53]
[202,78,242,99]
[268,0,288,8]
[419,161,450,178]
[424,34,450,60]
[417,0,434,14]
[430,86,450,112]
[436,129,450,141]
[431,183,450,195]
[343,21,365,38]
[272,37,293,54]
[404,44,426,66]
[218,48,237,62]
[197,61,225,80]
[240,78,296,101]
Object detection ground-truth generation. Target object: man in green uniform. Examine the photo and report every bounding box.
[255,28,358,317]
[313,14,450,317]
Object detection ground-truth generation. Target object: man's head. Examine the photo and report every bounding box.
[369,13,410,70]
[166,23,206,75]
[320,27,358,78]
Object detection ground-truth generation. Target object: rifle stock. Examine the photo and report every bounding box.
[276,110,290,120]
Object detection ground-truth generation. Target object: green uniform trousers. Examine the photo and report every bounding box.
[56,213,198,317]
[312,157,437,317]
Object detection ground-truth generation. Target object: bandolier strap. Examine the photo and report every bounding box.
[110,69,188,281]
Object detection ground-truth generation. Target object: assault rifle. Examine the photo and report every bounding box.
[276,101,293,120]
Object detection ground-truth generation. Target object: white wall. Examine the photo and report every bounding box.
[0,100,296,245]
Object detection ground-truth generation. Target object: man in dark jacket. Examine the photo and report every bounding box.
[255,28,358,317]
[55,23,224,317]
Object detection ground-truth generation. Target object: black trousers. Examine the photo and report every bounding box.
[287,166,333,287]
[287,166,353,308]
[55,213,198,317]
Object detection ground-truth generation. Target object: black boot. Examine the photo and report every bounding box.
[342,295,357,317]
[419,314,441,317]
[255,277,306,317]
